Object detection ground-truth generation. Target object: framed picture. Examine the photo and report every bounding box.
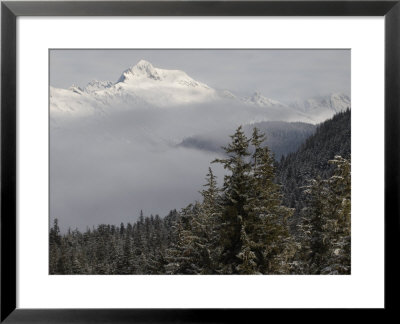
[1,0,399,321]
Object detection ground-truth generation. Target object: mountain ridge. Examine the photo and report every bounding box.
[50,59,350,123]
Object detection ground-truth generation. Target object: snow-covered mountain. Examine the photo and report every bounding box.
[113,60,219,106]
[50,60,220,117]
[50,59,350,124]
[243,91,285,107]
[83,80,113,93]
[290,93,351,122]
[292,93,350,113]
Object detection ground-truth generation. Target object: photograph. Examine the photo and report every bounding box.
[49,49,351,275]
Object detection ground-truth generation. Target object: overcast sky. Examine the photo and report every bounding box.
[50,49,350,103]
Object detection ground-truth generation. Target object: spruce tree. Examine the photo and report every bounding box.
[297,177,331,273]
[298,156,351,274]
[213,126,252,273]
[165,204,202,274]
[188,167,223,273]
[245,128,295,274]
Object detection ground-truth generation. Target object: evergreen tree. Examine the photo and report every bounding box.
[213,126,252,273]
[195,167,222,273]
[245,128,295,274]
[200,167,220,215]
[165,204,202,274]
[298,156,351,274]
[213,126,295,274]
[323,156,351,274]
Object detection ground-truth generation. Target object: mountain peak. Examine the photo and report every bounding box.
[117,59,161,83]
[135,59,154,69]
[245,91,283,107]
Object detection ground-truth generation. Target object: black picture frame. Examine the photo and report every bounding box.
[1,0,399,322]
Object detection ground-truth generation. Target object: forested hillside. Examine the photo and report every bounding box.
[50,113,351,275]
[50,211,178,274]
[276,108,351,222]
[180,121,316,160]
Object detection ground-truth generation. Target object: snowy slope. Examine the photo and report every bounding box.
[290,93,351,121]
[243,91,285,107]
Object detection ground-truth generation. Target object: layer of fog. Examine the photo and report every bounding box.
[51,101,300,231]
